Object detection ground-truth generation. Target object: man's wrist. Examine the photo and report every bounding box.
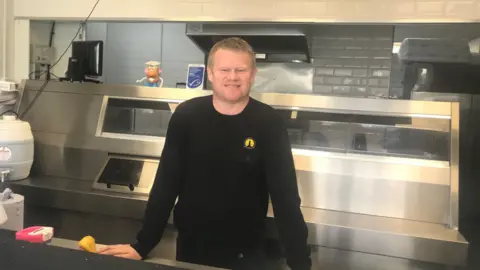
[130,242,148,260]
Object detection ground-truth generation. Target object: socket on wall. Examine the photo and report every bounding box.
[0,81,17,92]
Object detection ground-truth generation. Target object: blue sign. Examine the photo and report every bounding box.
[187,65,205,89]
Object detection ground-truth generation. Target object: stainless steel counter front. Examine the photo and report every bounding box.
[12,80,469,266]
[7,175,468,267]
[4,187,474,270]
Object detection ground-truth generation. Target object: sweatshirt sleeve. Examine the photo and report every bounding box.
[131,107,187,259]
[263,113,312,270]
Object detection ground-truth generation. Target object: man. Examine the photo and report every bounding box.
[99,37,311,270]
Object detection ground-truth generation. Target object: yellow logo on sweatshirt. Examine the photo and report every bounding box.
[244,137,255,149]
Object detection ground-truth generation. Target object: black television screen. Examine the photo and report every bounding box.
[67,40,103,82]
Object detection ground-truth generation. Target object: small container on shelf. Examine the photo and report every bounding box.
[16,226,54,243]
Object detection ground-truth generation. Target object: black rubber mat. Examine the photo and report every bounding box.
[0,229,188,270]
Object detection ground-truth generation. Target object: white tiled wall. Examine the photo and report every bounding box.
[311,25,394,98]
[13,0,480,23]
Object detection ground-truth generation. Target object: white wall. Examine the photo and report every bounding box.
[0,0,14,81]
[30,21,85,77]
[13,0,480,23]
[0,0,4,79]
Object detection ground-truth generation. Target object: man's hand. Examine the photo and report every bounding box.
[97,244,142,260]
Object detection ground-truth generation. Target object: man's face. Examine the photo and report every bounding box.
[207,49,256,103]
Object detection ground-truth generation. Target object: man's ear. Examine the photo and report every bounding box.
[207,66,213,83]
[250,67,258,84]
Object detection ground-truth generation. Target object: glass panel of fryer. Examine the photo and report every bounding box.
[102,97,174,137]
[275,108,450,161]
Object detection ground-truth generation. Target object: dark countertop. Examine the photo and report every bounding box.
[0,229,224,270]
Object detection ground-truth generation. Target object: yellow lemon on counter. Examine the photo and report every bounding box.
[79,235,97,253]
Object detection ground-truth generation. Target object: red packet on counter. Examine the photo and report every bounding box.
[16,226,54,243]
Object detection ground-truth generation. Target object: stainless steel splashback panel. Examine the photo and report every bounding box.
[208,62,314,93]
[252,63,314,94]
[16,80,459,227]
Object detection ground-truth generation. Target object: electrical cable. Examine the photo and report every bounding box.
[49,73,61,79]
[20,0,101,119]
[47,21,56,81]
[28,22,84,80]
[28,22,57,80]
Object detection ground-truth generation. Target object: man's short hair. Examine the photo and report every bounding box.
[207,37,256,68]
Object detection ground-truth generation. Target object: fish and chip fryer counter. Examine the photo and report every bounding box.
[9,79,468,266]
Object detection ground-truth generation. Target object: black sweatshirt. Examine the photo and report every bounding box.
[132,95,311,270]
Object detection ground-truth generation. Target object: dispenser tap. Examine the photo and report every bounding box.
[0,169,10,192]
[0,188,12,202]
[0,169,10,182]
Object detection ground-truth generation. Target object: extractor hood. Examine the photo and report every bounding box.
[186,23,311,63]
